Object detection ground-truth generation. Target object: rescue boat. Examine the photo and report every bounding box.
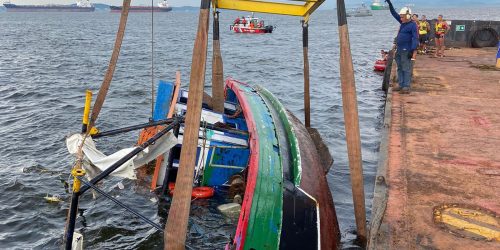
[230,16,274,33]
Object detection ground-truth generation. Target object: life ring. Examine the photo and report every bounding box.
[168,183,214,199]
[192,187,215,199]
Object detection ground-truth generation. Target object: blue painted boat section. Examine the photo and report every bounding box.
[223,117,248,131]
[153,80,174,121]
[202,139,250,186]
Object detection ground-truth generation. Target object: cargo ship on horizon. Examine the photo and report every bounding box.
[110,0,172,13]
[3,0,95,12]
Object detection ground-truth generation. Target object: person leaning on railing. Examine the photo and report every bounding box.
[386,0,418,94]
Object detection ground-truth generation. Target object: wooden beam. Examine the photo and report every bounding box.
[302,20,310,128]
[336,0,367,246]
[212,10,225,113]
[164,0,211,249]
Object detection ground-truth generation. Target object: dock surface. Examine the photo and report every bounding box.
[371,48,500,249]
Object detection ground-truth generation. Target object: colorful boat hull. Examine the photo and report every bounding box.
[144,78,339,249]
[226,79,340,249]
[230,26,273,33]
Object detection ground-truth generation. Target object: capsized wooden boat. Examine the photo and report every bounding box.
[141,78,340,249]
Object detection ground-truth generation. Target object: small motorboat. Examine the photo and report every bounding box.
[374,59,387,71]
[230,15,274,33]
[347,4,373,17]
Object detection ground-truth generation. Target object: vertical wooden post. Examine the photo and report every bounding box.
[164,0,211,249]
[336,0,367,245]
[212,10,225,113]
[302,19,311,128]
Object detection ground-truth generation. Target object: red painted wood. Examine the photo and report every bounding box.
[225,78,259,249]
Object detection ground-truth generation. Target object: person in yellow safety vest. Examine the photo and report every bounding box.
[434,14,450,57]
[418,15,431,54]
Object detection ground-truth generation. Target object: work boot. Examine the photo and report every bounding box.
[401,87,410,94]
[393,86,401,91]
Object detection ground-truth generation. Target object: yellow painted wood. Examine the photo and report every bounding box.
[440,213,500,241]
[448,208,499,227]
[214,0,324,17]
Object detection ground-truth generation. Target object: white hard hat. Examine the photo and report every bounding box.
[399,7,411,15]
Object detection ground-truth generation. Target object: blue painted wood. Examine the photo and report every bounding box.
[153,80,174,121]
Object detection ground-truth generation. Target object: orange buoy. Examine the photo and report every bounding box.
[168,183,214,199]
[192,187,215,199]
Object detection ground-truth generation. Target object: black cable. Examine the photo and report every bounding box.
[76,176,163,231]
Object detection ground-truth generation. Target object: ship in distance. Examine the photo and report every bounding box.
[109,0,172,13]
[3,0,95,12]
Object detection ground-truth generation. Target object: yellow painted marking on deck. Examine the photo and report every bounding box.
[440,213,500,241]
[448,207,499,227]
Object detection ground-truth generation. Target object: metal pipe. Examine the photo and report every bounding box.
[64,193,80,250]
[91,118,175,138]
[76,176,163,231]
[65,119,179,249]
[80,119,179,194]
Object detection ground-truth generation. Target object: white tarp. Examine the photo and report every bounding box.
[66,132,177,179]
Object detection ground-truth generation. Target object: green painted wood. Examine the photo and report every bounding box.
[239,84,283,250]
[257,87,302,186]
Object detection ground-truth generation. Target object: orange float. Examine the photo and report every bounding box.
[168,183,215,199]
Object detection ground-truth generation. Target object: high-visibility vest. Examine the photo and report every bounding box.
[418,21,429,35]
[435,22,447,35]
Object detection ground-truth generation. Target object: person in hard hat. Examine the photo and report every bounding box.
[434,15,450,57]
[418,15,431,54]
[386,0,418,94]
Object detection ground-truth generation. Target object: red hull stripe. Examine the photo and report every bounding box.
[226,79,259,249]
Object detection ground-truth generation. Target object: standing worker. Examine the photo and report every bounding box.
[418,15,431,54]
[434,15,450,57]
[386,0,418,94]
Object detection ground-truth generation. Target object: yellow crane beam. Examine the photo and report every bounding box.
[214,0,324,17]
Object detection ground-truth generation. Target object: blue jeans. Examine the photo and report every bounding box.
[395,49,412,88]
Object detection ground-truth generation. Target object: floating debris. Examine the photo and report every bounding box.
[44,194,62,203]
[217,203,241,218]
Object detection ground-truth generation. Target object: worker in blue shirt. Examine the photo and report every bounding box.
[386,0,418,93]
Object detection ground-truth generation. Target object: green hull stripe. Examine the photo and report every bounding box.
[240,84,283,250]
[257,87,302,186]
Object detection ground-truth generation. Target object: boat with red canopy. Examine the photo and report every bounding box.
[230,15,274,33]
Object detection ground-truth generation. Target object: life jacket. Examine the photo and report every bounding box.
[435,21,447,35]
[418,21,428,35]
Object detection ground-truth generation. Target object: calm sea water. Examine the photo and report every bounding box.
[0,7,498,250]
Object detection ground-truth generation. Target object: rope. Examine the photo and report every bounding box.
[151,0,155,118]
[194,120,208,185]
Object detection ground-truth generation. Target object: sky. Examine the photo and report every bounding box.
[5,0,500,8]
